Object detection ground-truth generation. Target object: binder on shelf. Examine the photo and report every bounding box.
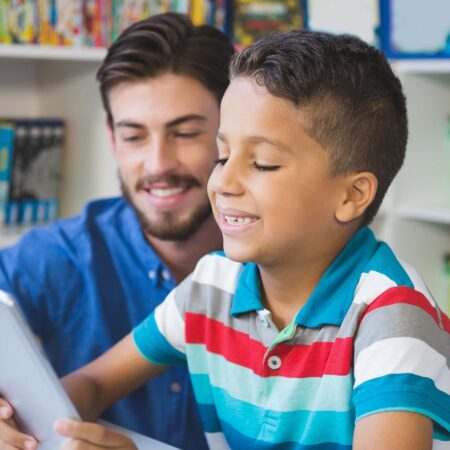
[0,118,64,227]
[380,0,450,58]
[0,122,14,224]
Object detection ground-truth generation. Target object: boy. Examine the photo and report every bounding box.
[54,30,450,449]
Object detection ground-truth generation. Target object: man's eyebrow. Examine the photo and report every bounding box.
[165,114,207,128]
[115,121,146,130]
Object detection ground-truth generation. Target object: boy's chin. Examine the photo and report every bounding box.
[223,243,256,264]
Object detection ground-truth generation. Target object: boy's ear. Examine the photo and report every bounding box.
[335,172,378,223]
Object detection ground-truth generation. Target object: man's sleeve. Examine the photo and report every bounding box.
[353,286,450,441]
[132,275,192,366]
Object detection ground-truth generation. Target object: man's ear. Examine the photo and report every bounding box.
[335,172,378,223]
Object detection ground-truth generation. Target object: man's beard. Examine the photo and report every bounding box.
[121,174,212,241]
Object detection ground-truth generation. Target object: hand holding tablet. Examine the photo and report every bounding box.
[0,290,176,449]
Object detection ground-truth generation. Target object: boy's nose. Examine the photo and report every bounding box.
[210,159,244,197]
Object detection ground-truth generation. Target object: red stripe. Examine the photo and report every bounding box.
[358,286,441,326]
[185,313,352,377]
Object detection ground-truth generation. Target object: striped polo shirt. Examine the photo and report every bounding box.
[133,227,450,449]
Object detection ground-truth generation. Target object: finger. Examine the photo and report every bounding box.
[0,419,37,450]
[54,420,135,448]
[0,400,13,421]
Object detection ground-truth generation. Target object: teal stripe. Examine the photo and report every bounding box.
[354,373,450,437]
[132,313,186,365]
[187,343,353,412]
[193,382,354,445]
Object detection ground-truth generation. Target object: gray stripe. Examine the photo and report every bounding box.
[354,303,450,369]
[177,281,344,347]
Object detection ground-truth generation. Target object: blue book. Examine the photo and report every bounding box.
[0,123,14,225]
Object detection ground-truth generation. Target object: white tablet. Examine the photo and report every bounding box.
[0,290,176,449]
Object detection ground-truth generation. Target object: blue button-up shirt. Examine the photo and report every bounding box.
[0,197,207,449]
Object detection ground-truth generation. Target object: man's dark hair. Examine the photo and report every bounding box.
[97,12,234,126]
[230,30,408,226]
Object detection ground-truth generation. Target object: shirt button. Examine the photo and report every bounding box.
[148,270,156,280]
[162,270,171,281]
[170,382,182,393]
[259,316,269,327]
[268,355,282,370]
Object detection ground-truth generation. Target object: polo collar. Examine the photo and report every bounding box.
[230,227,379,327]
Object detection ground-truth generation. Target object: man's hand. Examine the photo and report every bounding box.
[0,398,38,450]
[55,419,137,450]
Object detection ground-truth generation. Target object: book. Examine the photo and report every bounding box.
[233,0,304,47]
[0,123,15,225]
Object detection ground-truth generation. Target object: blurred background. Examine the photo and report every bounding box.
[0,0,449,311]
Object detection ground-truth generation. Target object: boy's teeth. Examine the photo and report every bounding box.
[224,215,253,225]
[150,187,184,197]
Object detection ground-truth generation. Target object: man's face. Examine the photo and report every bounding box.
[208,78,346,268]
[108,73,220,241]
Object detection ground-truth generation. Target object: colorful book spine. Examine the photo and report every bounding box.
[0,123,14,225]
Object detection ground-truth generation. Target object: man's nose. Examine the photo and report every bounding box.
[143,136,180,175]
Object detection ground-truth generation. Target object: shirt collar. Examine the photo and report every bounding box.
[231,227,379,327]
[122,201,175,288]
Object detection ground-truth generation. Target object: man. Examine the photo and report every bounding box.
[0,12,234,450]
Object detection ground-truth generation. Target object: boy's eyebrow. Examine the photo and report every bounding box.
[114,114,207,130]
[217,132,291,153]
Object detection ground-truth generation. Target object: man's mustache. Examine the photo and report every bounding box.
[136,174,202,190]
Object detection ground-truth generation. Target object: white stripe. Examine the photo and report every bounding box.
[192,254,243,294]
[433,439,450,450]
[400,259,437,308]
[353,271,397,305]
[205,432,231,449]
[154,290,186,354]
[354,337,450,395]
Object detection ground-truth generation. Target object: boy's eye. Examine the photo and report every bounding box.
[253,162,280,171]
[214,158,228,166]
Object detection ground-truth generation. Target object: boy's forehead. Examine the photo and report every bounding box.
[220,78,311,138]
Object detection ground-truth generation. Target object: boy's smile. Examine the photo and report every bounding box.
[208,77,349,270]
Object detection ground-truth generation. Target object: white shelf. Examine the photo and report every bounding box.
[0,44,106,62]
[391,59,450,74]
[396,205,450,225]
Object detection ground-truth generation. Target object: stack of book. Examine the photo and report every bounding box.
[0,0,225,47]
[0,119,64,226]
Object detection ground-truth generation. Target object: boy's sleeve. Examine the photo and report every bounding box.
[352,287,450,441]
[132,275,193,366]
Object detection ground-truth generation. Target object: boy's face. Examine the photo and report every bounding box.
[108,73,220,241]
[208,78,347,267]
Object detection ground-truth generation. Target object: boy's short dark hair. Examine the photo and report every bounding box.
[97,12,234,126]
[230,30,408,226]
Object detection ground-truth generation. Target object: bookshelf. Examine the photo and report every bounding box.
[1,43,450,313]
[371,61,450,313]
[0,44,119,247]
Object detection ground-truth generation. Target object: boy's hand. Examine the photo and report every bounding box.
[0,398,38,449]
[55,419,137,449]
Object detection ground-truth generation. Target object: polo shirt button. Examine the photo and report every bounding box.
[259,316,269,327]
[170,382,182,393]
[148,270,156,280]
[268,355,282,370]
[162,270,171,281]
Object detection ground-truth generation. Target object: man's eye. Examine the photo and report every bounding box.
[174,132,201,139]
[123,135,143,142]
[253,162,280,171]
